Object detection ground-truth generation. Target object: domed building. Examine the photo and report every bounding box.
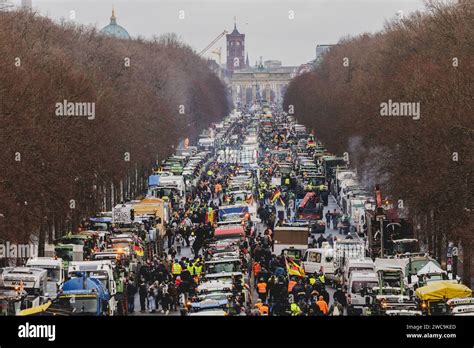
[100,9,130,39]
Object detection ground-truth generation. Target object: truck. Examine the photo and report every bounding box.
[147,174,186,207]
[296,192,324,221]
[197,138,215,152]
[44,243,84,270]
[0,267,48,315]
[56,274,111,316]
[332,239,366,282]
[342,258,375,287]
[346,271,378,315]
[0,289,27,316]
[68,261,117,315]
[273,225,309,261]
[204,258,242,280]
[322,156,347,181]
[364,209,417,258]
[26,257,64,299]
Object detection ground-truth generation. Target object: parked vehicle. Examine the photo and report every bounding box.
[57,274,111,316]
[347,271,378,315]
[447,297,474,316]
[68,261,117,315]
[0,267,48,314]
[26,257,64,298]
[273,225,309,258]
[44,244,84,273]
[342,258,375,287]
[301,244,335,276]
[416,281,472,315]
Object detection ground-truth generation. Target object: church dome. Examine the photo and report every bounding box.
[100,9,130,39]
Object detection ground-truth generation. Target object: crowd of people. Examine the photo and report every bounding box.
[116,107,354,316]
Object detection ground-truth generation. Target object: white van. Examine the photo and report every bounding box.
[347,271,378,315]
[301,244,335,276]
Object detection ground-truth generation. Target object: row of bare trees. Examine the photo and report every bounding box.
[284,1,473,285]
[0,10,229,254]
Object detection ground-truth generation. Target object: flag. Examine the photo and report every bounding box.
[286,257,305,277]
[270,190,281,203]
[278,197,286,207]
[134,245,144,257]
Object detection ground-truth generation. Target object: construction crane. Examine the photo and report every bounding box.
[210,47,222,64]
[198,30,228,57]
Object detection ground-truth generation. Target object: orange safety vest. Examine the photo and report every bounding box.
[317,300,329,315]
[257,282,267,294]
[259,305,269,315]
[288,280,297,293]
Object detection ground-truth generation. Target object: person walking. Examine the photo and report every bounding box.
[325,210,331,228]
[329,300,344,316]
[257,279,268,302]
[252,260,262,286]
[138,279,147,313]
[332,210,338,230]
[126,279,137,313]
[147,286,156,313]
[183,215,192,247]
[333,287,348,313]
[167,281,179,311]
[171,259,182,280]
[175,233,184,255]
[316,295,329,315]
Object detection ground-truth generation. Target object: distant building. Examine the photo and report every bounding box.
[297,63,313,75]
[315,44,335,62]
[230,56,297,105]
[100,8,130,40]
[224,19,297,105]
[0,0,14,10]
[263,60,282,69]
[21,0,31,9]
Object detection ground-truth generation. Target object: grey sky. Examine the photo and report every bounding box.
[17,0,429,66]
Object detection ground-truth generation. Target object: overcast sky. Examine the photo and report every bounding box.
[16,0,431,66]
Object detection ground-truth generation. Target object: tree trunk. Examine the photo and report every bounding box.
[462,238,472,288]
[38,219,45,257]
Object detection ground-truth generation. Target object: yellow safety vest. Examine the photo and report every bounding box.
[172,263,182,275]
[187,264,195,276]
[291,303,301,316]
[194,264,202,275]
[319,275,325,284]
[309,277,316,285]
[285,178,290,185]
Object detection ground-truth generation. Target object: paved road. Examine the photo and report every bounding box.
[130,193,356,315]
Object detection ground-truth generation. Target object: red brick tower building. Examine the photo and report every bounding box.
[226,19,247,75]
